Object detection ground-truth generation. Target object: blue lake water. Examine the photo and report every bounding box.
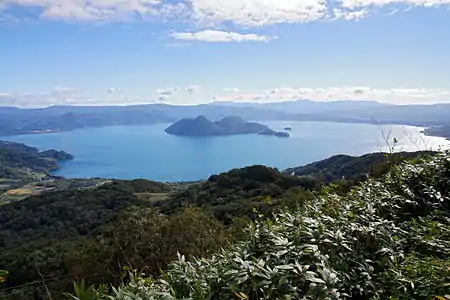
[3,121,449,182]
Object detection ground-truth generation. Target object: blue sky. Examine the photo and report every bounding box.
[1,0,450,107]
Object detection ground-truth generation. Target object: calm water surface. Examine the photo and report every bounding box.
[3,121,449,182]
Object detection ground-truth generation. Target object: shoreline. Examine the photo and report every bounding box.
[1,120,449,139]
[4,122,449,183]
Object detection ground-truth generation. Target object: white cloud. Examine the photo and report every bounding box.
[185,85,200,95]
[223,88,242,93]
[187,0,328,26]
[2,86,450,108]
[2,0,450,25]
[170,30,274,43]
[337,0,450,9]
[214,86,450,104]
[185,0,450,26]
[0,87,154,107]
[108,87,120,94]
[0,0,167,21]
[332,8,368,20]
[157,94,170,102]
[156,87,178,96]
[0,93,16,106]
[155,85,201,101]
[0,87,94,108]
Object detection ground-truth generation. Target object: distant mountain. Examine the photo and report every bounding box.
[2,100,450,136]
[165,116,283,137]
[214,100,450,126]
[424,125,450,139]
[216,99,391,114]
[0,104,295,136]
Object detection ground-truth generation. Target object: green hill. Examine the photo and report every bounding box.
[0,150,446,299]
[91,151,450,300]
[158,165,319,224]
[0,140,73,184]
[0,180,175,299]
[285,151,431,182]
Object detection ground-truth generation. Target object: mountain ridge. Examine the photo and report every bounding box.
[2,100,450,137]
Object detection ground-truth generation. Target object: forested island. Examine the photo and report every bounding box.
[165,116,290,137]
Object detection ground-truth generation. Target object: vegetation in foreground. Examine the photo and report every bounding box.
[73,151,450,299]
[0,149,446,299]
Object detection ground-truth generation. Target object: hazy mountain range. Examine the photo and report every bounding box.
[1,100,450,136]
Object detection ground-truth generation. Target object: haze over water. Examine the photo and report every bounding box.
[3,121,449,182]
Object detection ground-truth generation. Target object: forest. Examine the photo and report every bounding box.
[0,150,446,299]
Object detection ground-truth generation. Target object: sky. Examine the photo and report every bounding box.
[1,0,450,107]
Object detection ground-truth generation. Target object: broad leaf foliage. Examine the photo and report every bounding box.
[106,152,450,299]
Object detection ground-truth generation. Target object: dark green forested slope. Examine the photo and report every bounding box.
[158,165,320,224]
[0,179,175,299]
[285,151,431,182]
[161,152,431,223]
[0,166,321,299]
[92,151,450,299]
[0,140,73,183]
[0,150,441,299]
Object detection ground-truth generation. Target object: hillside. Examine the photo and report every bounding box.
[159,151,430,224]
[0,150,443,299]
[158,165,319,223]
[0,179,175,299]
[0,140,77,203]
[0,141,73,186]
[0,140,72,173]
[285,151,431,182]
[89,151,450,299]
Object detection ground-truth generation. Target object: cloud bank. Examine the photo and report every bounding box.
[216,86,450,105]
[1,0,449,24]
[170,30,274,43]
[2,86,450,107]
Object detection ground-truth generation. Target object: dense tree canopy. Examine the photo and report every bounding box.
[0,150,442,299]
[97,151,450,300]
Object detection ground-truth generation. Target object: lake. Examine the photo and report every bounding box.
[3,121,449,182]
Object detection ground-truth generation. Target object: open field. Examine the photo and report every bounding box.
[135,192,169,203]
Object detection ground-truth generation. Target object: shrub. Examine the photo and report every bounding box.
[100,151,450,299]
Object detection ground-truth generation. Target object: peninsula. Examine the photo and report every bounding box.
[165,116,290,137]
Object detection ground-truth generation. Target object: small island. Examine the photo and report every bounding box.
[165,116,289,137]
